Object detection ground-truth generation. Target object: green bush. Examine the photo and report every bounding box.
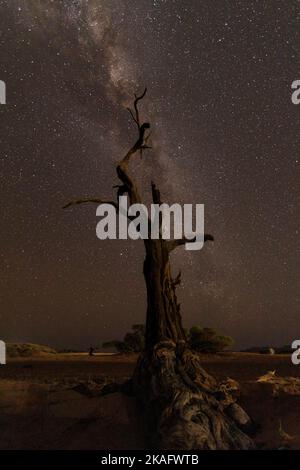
[188,326,234,353]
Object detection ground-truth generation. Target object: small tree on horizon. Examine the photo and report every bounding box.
[103,324,145,353]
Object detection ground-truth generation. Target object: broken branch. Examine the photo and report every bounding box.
[62,198,118,210]
[166,234,214,252]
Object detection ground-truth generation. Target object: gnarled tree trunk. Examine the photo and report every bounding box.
[136,185,254,450]
[143,183,186,350]
[64,89,255,450]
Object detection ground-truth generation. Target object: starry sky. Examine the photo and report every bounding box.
[0,0,299,350]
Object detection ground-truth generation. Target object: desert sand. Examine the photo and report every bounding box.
[1,352,300,450]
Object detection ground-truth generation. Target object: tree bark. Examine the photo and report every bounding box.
[143,183,186,350]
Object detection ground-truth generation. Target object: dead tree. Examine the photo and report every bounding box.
[64,89,254,450]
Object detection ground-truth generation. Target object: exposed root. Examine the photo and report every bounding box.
[133,340,255,450]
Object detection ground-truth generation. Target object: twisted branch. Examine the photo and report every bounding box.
[63,198,118,210]
[117,87,150,204]
[64,88,150,210]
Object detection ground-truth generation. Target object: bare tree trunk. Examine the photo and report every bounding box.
[143,184,186,350]
[64,89,255,450]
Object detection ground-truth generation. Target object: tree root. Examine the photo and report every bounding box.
[133,340,255,450]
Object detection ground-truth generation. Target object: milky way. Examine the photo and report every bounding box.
[1,0,299,349]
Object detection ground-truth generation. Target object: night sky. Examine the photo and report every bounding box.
[1,0,299,350]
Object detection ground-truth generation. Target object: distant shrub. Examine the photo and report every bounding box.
[7,343,57,357]
[103,324,233,354]
[103,324,145,353]
[188,326,234,353]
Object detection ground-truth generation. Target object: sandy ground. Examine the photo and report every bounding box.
[1,352,300,450]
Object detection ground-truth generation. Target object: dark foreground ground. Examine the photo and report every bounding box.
[1,352,300,450]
